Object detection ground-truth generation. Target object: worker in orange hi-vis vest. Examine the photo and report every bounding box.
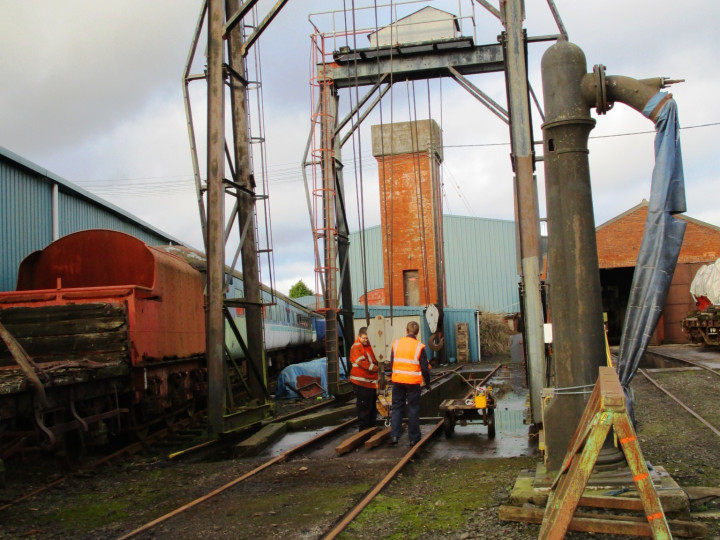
[349,327,379,431]
[388,320,431,446]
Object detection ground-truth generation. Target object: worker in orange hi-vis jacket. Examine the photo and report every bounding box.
[388,320,431,446]
[349,326,379,431]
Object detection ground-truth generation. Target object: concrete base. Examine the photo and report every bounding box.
[509,463,690,517]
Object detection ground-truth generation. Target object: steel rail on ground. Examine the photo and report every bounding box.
[639,368,720,439]
[644,349,720,378]
[322,363,503,540]
[116,417,357,540]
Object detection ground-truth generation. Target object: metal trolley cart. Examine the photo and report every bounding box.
[440,385,496,438]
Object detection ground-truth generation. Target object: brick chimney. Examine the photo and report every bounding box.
[371,119,445,307]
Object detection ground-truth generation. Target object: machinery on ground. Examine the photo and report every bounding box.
[682,259,720,347]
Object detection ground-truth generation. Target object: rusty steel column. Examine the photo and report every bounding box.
[540,38,605,470]
[333,92,355,365]
[206,0,226,435]
[226,0,267,403]
[320,80,341,396]
[502,0,545,425]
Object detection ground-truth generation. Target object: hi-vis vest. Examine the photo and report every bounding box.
[349,338,378,389]
[391,336,425,385]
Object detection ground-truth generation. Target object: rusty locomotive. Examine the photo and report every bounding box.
[0,229,316,462]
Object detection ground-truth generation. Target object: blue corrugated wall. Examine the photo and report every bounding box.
[1,147,178,292]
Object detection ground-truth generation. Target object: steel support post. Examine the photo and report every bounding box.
[226,0,267,403]
[333,93,355,366]
[320,80,341,396]
[502,0,545,423]
[206,0,226,435]
[540,39,606,470]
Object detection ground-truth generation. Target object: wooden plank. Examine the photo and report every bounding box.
[335,427,377,455]
[4,331,129,355]
[365,427,391,448]
[500,505,707,538]
[0,303,125,323]
[2,318,127,338]
[684,486,720,500]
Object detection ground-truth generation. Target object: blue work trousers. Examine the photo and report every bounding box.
[391,382,421,443]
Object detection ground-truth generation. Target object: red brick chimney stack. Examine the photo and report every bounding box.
[371,119,445,307]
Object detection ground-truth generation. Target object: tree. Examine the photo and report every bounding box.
[289,279,313,299]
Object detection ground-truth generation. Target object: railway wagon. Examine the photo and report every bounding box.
[0,230,316,461]
[162,244,318,370]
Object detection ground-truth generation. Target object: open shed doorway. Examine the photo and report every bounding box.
[600,267,635,345]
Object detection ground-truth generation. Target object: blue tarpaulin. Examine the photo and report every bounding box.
[616,91,687,420]
[275,357,348,399]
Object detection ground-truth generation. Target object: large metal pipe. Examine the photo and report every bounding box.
[540,38,663,470]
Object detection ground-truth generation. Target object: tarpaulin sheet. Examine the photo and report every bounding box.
[617,91,687,417]
[275,357,348,399]
[690,258,720,305]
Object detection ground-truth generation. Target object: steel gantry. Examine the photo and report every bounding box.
[303,0,553,421]
[185,0,284,434]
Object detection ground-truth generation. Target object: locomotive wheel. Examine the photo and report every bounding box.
[487,409,496,438]
[443,413,455,438]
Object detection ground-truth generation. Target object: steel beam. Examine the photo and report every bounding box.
[324,44,504,88]
[502,0,546,425]
[206,0,226,436]
[226,0,267,403]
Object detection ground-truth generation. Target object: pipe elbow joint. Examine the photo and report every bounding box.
[581,68,665,117]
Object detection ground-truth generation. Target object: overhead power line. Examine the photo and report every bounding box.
[76,121,719,190]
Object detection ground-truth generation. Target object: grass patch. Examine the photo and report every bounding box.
[342,457,536,539]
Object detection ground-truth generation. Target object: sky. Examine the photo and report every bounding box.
[1,0,719,297]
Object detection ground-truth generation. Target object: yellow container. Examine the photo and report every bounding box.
[474,394,487,409]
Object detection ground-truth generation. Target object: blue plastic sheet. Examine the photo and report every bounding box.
[616,91,687,420]
[275,357,348,399]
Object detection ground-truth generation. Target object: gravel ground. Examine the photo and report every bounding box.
[1,359,720,539]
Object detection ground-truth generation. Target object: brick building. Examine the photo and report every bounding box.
[597,200,720,344]
[371,119,445,307]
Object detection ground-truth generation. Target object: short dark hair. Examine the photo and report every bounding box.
[358,327,368,336]
[406,321,420,335]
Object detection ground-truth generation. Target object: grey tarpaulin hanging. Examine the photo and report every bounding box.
[616,91,687,422]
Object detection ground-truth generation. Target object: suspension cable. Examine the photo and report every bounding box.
[407,79,431,306]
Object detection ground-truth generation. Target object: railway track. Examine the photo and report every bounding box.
[0,409,207,513]
[637,348,720,440]
[639,368,720,440]
[116,364,502,540]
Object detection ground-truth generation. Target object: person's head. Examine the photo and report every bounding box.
[406,321,420,336]
[358,327,369,345]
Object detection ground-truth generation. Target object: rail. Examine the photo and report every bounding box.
[116,363,502,539]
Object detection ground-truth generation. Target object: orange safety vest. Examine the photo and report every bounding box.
[391,336,425,385]
[349,337,378,389]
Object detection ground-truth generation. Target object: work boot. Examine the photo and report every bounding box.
[388,436,399,445]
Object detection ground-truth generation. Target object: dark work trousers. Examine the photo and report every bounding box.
[391,382,421,443]
[353,384,377,431]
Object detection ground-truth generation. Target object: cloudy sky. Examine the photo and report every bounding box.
[1,1,718,297]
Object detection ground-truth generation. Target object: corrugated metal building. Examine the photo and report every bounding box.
[349,215,520,313]
[1,145,182,292]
